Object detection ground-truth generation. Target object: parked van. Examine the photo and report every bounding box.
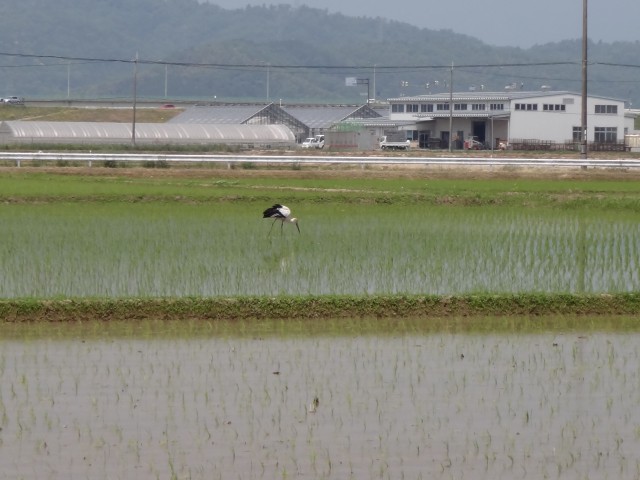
[300,135,325,149]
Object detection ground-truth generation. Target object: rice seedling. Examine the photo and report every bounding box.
[0,202,638,298]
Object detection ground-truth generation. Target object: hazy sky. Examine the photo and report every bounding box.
[206,0,640,48]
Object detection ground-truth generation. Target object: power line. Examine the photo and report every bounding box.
[0,51,584,71]
[2,51,640,73]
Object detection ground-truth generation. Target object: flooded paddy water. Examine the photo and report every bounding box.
[1,319,639,479]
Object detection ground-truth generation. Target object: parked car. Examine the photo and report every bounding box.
[301,137,316,148]
[300,134,325,149]
[2,96,25,105]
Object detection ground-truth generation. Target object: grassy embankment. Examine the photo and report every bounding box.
[2,294,640,324]
[1,168,639,322]
[0,105,181,123]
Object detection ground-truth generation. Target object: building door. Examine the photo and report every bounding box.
[440,131,450,149]
[418,131,430,149]
[472,121,486,142]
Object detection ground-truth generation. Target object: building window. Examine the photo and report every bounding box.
[572,126,583,142]
[471,103,486,111]
[490,103,505,111]
[595,104,618,114]
[594,127,617,143]
[436,103,450,111]
[406,104,419,113]
[454,103,467,111]
[515,103,538,111]
[421,104,433,113]
[391,104,404,113]
[543,104,566,111]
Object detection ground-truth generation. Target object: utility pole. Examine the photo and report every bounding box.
[372,64,376,102]
[266,62,270,101]
[132,52,138,147]
[448,62,454,152]
[164,63,168,98]
[581,0,588,159]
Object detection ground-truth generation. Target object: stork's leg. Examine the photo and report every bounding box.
[280,220,284,235]
[268,218,277,236]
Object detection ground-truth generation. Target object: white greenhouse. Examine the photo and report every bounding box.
[0,121,296,147]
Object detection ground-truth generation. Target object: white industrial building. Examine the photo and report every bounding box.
[387,90,635,150]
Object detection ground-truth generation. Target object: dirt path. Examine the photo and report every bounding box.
[5,164,640,182]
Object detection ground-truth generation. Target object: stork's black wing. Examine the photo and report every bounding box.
[263,204,284,218]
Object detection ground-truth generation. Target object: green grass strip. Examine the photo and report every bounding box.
[1,294,639,323]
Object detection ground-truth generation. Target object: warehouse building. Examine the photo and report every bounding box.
[387,90,635,150]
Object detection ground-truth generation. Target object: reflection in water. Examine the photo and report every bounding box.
[1,331,639,479]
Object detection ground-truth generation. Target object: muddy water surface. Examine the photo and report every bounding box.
[1,328,638,479]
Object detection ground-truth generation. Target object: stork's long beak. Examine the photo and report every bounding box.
[295,222,301,234]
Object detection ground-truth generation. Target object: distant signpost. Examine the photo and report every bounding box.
[345,77,370,104]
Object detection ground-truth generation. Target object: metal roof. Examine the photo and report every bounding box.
[414,113,510,119]
[0,121,295,144]
[390,92,513,102]
[337,118,413,128]
[169,103,383,132]
[169,104,269,124]
[388,90,625,103]
[281,104,382,129]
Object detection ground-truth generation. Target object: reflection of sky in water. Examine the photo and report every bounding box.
[1,331,639,478]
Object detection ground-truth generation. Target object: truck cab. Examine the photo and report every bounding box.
[301,134,325,149]
[301,137,315,148]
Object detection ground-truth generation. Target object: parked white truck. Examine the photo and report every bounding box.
[301,134,325,149]
[379,132,410,150]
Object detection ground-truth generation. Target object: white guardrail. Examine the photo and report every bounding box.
[1,152,640,169]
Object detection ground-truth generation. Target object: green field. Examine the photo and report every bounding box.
[1,167,640,478]
[1,168,639,311]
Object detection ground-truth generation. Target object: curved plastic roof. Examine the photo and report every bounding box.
[0,121,295,145]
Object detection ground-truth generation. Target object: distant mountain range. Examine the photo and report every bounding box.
[1,0,639,105]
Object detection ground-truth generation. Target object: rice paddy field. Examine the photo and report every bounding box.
[0,167,639,299]
[2,318,640,479]
[1,165,640,479]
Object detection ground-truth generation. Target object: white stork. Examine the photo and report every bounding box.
[262,204,300,235]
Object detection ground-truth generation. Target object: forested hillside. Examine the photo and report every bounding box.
[0,0,638,104]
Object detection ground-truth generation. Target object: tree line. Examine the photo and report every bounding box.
[0,0,638,105]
